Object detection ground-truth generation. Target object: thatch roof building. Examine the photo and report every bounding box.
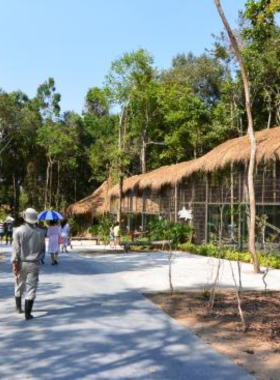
[110,127,280,196]
[68,180,111,216]
[199,126,280,172]
[109,127,280,245]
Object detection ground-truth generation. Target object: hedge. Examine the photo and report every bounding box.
[178,242,280,269]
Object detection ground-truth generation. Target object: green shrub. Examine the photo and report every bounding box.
[88,225,99,236]
[177,242,280,269]
[147,219,193,248]
[97,214,114,244]
[68,217,81,236]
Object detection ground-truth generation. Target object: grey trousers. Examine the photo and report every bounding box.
[15,262,40,300]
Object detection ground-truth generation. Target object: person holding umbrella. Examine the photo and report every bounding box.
[38,210,63,265]
[47,220,61,265]
[11,208,44,320]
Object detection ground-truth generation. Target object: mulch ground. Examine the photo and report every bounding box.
[146,290,280,380]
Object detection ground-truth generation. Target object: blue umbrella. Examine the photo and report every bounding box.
[38,210,64,221]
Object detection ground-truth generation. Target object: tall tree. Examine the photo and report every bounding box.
[106,49,157,174]
[106,49,157,221]
[215,0,260,273]
[0,91,41,220]
[35,78,62,207]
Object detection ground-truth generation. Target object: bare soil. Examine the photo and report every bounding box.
[146,291,280,380]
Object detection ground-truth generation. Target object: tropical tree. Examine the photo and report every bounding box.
[106,49,157,220]
[215,0,261,272]
[0,90,41,219]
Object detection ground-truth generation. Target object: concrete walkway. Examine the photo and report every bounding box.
[0,244,262,380]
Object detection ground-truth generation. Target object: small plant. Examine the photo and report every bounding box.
[88,225,99,236]
[147,218,193,248]
[68,217,82,236]
[97,214,114,245]
[193,289,211,301]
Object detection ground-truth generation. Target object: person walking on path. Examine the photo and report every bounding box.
[113,222,121,246]
[47,220,61,265]
[37,221,47,264]
[5,217,14,245]
[0,218,4,241]
[11,208,44,320]
[60,219,70,253]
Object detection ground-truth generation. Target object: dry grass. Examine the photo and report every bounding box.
[110,126,280,197]
[68,180,111,215]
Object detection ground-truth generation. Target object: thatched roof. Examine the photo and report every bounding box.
[109,167,168,197]
[110,126,280,197]
[67,180,111,215]
[198,126,280,172]
[109,161,201,196]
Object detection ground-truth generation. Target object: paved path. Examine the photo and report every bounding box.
[80,248,280,293]
[0,245,258,380]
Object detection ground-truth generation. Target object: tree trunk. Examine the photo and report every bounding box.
[117,100,130,223]
[56,162,60,209]
[215,0,260,273]
[13,174,20,223]
[267,108,272,129]
[44,160,50,209]
[49,159,53,207]
[140,102,149,174]
[117,175,123,223]
[140,137,147,174]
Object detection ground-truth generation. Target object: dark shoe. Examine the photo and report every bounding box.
[15,297,22,314]
[54,260,58,265]
[51,262,55,265]
[25,299,34,320]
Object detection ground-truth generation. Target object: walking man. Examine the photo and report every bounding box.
[11,208,44,320]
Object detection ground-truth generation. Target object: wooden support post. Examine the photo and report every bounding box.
[174,182,178,223]
[230,163,234,243]
[141,193,145,231]
[117,175,123,223]
[205,174,209,244]
[238,171,242,251]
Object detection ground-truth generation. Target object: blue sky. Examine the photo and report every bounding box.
[0,0,247,113]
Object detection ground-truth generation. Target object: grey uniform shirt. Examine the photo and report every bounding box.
[11,224,44,263]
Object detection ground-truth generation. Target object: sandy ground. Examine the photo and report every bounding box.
[146,291,280,380]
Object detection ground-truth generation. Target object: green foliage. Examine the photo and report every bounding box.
[67,217,81,237]
[178,243,280,269]
[243,0,280,42]
[19,190,29,212]
[147,219,193,248]
[87,224,99,236]
[86,87,109,117]
[156,82,212,161]
[97,214,114,244]
[36,77,61,120]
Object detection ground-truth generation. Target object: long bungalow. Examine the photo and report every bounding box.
[68,180,111,223]
[109,127,280,246]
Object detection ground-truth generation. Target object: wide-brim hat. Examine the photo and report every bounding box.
[5,216,14,222]
[23,208,38,224]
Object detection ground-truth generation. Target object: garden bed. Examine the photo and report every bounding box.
[146,290,280,380]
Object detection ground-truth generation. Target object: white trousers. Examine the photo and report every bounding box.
[15,262,39,300]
